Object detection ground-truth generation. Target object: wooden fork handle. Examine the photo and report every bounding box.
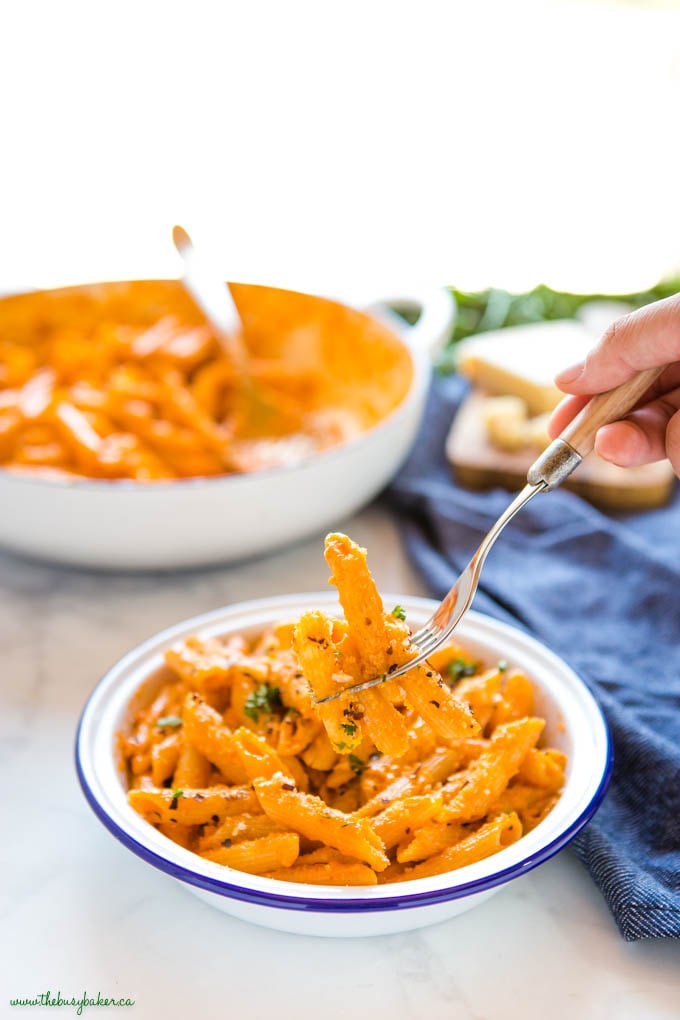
[527,365,665,491]
[558,365,664,458]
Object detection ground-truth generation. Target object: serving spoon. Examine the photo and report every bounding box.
[172,225,252,379]
[172,225,299,441]
[315,364,664,704]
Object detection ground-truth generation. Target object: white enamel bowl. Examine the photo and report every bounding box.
[0,285,454,570]
[76,593,612,938]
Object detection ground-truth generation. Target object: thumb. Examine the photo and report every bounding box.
[554,292,680,395]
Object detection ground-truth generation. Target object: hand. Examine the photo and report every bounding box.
[548,293,680,478]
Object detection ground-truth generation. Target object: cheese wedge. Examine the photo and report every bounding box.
[456,320,594,415]
[480,396,550,452]
[447,391,676,510]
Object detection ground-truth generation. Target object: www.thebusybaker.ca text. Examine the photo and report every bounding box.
[9,990,135,1015]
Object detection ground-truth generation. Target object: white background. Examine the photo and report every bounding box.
[1,0,679,301]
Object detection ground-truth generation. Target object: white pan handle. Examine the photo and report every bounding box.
[363,288,456,355]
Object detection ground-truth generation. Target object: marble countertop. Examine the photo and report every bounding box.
[2,503,678,1020]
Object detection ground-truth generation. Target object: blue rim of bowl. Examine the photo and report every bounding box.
[75,685,613,916]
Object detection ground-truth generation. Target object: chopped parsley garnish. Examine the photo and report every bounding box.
[340,722,357,737]
[169,788,184,811]
[156,715,183,729]
[349,754,366,775]
[244,683,282,722]
[497,660,508,673]
[446,657,479,683]
[391,605,407,621]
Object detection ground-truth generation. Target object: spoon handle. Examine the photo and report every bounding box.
[172,225,250,375]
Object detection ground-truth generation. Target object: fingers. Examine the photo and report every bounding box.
[554,293,680,396]
[545,293,680,476]
[547,368,680,438]
[595,387,680,470]
[549,385,680,477]
[596,404,674,466]
[547,394,590,439]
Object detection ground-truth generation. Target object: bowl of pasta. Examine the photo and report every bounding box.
[76,533,612,937]
[0,280,453,569]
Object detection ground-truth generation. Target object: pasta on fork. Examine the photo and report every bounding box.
[122,532,566,885]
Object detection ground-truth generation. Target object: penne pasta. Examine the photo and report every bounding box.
[0,284,417,482]
[165,636,240,692]
[397,820,467,863]
[454,668,503,731]
[263,844,379,885]
[253,775,389,871]
[276,711,322,757]
[151,733,183,786]
[357,687,411,759]
[182,693,250,784]
[489,671,535,731]
[437,718,545,823]
[231,727,297,783]
[263,861,377,886]
[324,532,393,678]
[300,728,339,772]
[489,784,561,833]
[516,747,567,790]
[173,743,212,788]
[120,531,566,886]
[293,611,364,754]
[198,814,284,853]
[371,793,444,850]
[157,821,196,850]
[395,813,523,881]
[400,664,480,743]
[129,785,259,826]
[201,833,300,874]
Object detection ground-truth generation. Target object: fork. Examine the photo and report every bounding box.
[315,364,664,704]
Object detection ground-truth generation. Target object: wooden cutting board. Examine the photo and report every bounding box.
[446,391,676,510]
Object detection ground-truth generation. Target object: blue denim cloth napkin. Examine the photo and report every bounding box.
[385,375,680,940]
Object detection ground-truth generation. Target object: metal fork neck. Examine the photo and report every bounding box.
[527,438,582,491]
[475,481,544,559]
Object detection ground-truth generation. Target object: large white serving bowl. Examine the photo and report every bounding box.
[75,593,612,938]
[0,284,454,570]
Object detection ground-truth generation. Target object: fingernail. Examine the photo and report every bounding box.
[555,361,584,385]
